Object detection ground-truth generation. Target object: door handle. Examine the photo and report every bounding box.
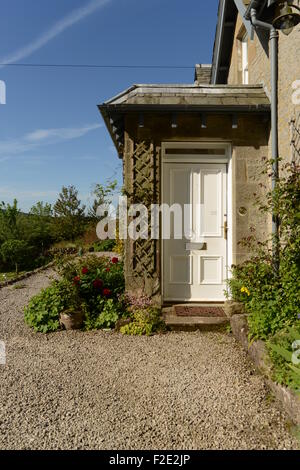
[221,221,228,240]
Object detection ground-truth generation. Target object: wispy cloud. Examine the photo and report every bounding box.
[0,123,102,157]
[0,187,58,200]
[0,0,111,68]
[25,124,102,144]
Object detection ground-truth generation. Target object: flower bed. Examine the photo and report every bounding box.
[24,255,166,335]
[25,255,125,332]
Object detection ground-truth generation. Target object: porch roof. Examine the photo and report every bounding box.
[98,83,270,157]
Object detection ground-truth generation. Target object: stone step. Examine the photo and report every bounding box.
[163,313,229,332]
[172,303,225,317]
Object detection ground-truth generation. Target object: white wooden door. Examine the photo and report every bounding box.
[163,163,227,302]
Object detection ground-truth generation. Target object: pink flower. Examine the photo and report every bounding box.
[93,279,103,289]
[81,267,88,275]
[103,288,111,297]
[111,257,119,264]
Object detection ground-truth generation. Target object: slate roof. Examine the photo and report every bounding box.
[101,83,270,108]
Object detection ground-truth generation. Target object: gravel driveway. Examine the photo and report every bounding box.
[0,269,298,450]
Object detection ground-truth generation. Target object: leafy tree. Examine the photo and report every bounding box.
[30,201,53,218]
[0,199,21,243]
[53,185,86,241]
[0,239,28,274]
[27,201,54,251]
[88,179,118,220]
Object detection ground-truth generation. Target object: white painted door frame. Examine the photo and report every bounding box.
[161,141,232,302]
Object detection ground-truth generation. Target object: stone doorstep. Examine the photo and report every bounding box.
[163,310,229,332]
[162,303,229,331]
[173,304,225,317]
[230,313,300,426]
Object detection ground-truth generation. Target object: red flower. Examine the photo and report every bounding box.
[73,276,80,284]
[103,288,111,297]
[81,267,88,275]
[93,279,103,289]
[105,267,110,272]
[111,257,119,264]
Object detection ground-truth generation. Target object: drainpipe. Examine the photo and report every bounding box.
[249,7,279,271]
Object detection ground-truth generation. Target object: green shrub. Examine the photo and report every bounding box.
[120,306,166,336]
[84,299,123,330]
[226,258,274,305]
[227,162,300,340]
[227,255,299,340]
[55,254,124,300]
[267,325,300,393]
[24,279,80,333]
[93,239,116,252]
[45,254,126,331]
[0,239,30,274]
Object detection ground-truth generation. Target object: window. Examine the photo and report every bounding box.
[242,34,249,85]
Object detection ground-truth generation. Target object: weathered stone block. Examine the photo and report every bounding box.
[224,300,246,318]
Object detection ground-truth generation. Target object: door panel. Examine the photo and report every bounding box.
[169,255,192,285]
[198,256,222,285]
[200,170,222,237]
[163,163,227,302]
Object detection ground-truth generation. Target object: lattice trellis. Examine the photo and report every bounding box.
[290,114,300,163]
[132,141,155,201]
[130,141,158,278]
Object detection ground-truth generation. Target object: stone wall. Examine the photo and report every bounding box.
[227,14,300,163]
[122,113,269,303]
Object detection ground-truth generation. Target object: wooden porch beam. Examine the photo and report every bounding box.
[233,0,254,38]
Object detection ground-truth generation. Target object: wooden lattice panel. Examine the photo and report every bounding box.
[130,141,157,278]
[132,142,154,199]
[290,115,300,163]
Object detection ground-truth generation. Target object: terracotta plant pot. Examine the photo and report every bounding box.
[60,310,84,330]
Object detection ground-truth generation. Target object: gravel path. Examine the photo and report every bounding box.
[0,269,298,450]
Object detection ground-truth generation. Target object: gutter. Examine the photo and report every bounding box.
[211,0,227,84]
[244,0,268,20]
[247,4,280,268]
[99,104,270,113]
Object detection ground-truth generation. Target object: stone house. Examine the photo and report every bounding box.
[99,0,300,306]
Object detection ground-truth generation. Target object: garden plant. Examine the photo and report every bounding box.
[226,161,300,392]
[24,255,165,336]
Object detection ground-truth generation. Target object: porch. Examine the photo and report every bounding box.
[99,83,271,306]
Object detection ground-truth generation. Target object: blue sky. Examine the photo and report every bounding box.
[0,0,219,211]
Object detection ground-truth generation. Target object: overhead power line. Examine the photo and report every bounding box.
[0,63,194,70]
